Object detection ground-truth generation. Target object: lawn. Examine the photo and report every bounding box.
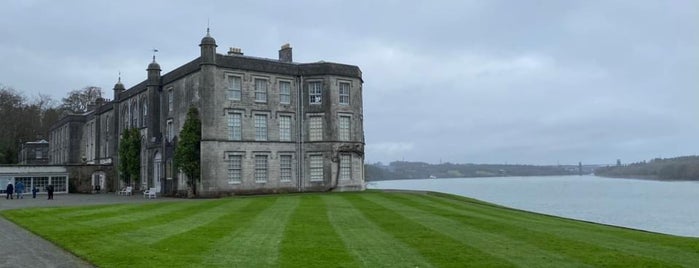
[2,191,699,267]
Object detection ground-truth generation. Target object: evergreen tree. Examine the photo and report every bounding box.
[118,128,141,186]
[174,107,201,197]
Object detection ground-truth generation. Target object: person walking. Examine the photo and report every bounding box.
[32,186,38,198]
[15,181,25,199]
[46,184,54,200]
[6,183,14,199]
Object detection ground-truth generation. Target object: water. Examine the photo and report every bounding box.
[368,175,699,237]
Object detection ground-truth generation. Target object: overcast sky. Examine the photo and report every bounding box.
[1,0,697,165]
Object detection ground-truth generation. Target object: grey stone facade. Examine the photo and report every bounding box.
[48,31,365,196]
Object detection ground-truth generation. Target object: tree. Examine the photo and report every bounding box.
[118,128,141,186]
[61,86,103,113]
[0,85,61,163]
[174,107,201,197]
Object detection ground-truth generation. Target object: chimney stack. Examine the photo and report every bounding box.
[228,47,243,56]
[279,43,292,63]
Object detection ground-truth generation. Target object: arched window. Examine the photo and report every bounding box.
[123,104,129,130]
[131,100,139,127]
[141,97,148,127]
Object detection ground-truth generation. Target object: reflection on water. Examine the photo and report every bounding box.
[369,175,699,237]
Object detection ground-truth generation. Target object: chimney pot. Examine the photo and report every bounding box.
[279,43,292,63]
[228,47,243,56]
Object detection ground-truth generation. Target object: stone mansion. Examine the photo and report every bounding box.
[48,31,365,196]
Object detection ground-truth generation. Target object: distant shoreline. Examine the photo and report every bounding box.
[369,174,699,182]
[594,174,699,182]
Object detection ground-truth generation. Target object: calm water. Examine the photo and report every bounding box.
[369,175,699,237]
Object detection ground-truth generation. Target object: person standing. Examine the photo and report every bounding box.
[32,186,38,198]
[5,183,14,199]
[15,181,25,199]
[46,184,54,200]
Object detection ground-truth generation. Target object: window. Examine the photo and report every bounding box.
[310,155,323,181]
[279,115,292,141]
[340,154,351,180]
[51,176,67,192]
[339,115,351,141]
[166,119,173,142]
[254,78,267,102]
[228,112,242,140]
[339,82,350,105]
[309,81,322,104]
[254,155,268,183]
[123,109,129,129]
[227,76,242,100]
[280,155,292,182]
[309,116,323,141]
[168,89,173,112]
[228,154,242,183]
[132,103,138,128]
[105,115,110,156]
[254,114,267,141]
[142,100,147,127]
[279,81,291,104]
[36,150,42,159]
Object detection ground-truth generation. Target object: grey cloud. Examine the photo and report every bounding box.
[0,0,696,165]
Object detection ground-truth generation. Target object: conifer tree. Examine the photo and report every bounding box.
[118,128,140,186]
[174,107,201,197]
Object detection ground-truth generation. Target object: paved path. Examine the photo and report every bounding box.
[0,193,181,267]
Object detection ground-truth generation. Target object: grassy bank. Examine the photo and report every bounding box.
[2,191,698,267]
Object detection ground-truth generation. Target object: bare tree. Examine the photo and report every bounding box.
[0,85,62,163]
[61,86,103,113]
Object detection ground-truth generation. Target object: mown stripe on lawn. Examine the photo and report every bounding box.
[201,196,299,267]
[78,201,207,228]
[280,195,359,268]
[418,192,699,266]
[323,195,433,268]
[51,200,234,260]
[122,199,254,245]
[45,203,139,219]
[381,192,677,267]
[361,193,584,268]
[83,198,275,267]
[346,193,515,267]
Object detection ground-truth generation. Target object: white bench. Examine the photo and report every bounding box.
[143,188,157,199]
[117,186,132,196]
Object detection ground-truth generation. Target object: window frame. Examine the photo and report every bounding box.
[227,153,243,184]
[340,154,352,180]
[280,154,293,182]
[226,74,243,101]
[227,111,242,141]
[166,119,174,142]
[279,115,292,141]
[308,116,323,141]
[309,81,322,104]
[309,154,324,182]
[254,154,268,183]
[254,78,268,103]
[338,115,351,141]
[279,80,291,104]
[254,114,268,141]
[167,88,174,112]
[339,82,350,105]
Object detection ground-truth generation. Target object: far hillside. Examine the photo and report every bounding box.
[595,156,699,180]
[365,161,597,181]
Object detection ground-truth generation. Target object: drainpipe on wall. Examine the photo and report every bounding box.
[297,75,304,192]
